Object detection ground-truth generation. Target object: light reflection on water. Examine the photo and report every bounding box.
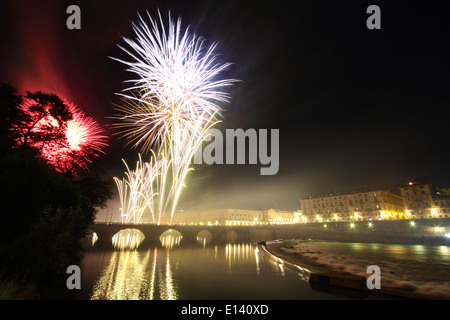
[76,238,450,300]
[88,242,304,300]
[159,229,183,249]
[311,241,450,264]
[196,230,213,247]
[90,248,177,300]
[112,228,145,250]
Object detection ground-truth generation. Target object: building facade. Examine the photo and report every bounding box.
[266,209,295,223]
[398,178,450,219]
[171,208,295,225]
[299,187,406,222]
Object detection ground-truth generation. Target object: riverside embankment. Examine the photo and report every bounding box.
[265,239,450,300]
[264,218,450,245]
[260,218,450,300]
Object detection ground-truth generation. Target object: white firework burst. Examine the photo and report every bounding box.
[112,11,236,223]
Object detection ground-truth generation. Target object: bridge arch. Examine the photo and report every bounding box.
[196,230,213,246]
[226,230,238,243]
[159,228,183,249]
[112,228,145,250]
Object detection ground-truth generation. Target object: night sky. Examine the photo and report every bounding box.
[1,0,450,217]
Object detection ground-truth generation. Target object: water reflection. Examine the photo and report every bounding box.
[90,248,178,300]
[81,243,334,300]
[161,250,177,300]
[255,246,260,275]
[225,243,269,276]
[91,232,98,247]
[222,243,293,278]
[91,250,152,299]
[197,230,213,247]
[414,245,425,254]
[112,228,145,250]
[439,246,449,255]
[78,239,450,300]
[90,243,290,300]
[160,229,183,249]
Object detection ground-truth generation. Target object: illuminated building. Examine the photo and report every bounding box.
[266,209,295,223]
[171,208,295,225]
[398,178,450,219]
[299,187,405,222]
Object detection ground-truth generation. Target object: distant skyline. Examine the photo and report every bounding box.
[2,0,449,217]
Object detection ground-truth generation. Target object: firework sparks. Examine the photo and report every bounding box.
[20,99,108,173]
[43,102,108,172]
[114,152,165,224]
[112,10,235,154]
[112,11,236,224]
[65,103,108,153]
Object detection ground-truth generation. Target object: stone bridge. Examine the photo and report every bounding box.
[88,218,450,249]
[89,223,301,248]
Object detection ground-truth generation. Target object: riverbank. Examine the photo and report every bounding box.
[265,239,450,300]
[270,219,450,246]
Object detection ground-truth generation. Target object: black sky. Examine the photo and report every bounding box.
[1,0,449,214]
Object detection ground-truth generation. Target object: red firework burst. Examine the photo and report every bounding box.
[21,99,108,173]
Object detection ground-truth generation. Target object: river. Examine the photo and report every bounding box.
[68,242,344,300]
[66,229,436,300]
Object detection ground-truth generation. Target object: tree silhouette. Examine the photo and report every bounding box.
[12,90,72,154]
[0,83,112,298]
[1,83,108,175]
[0,83,25,151]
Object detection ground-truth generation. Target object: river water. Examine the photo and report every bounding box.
[69,242,343,300]
[67,233,450,300]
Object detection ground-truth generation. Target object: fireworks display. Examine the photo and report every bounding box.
[114,152,165,224]
[42,103,108,172]
[65,103,108,154]
[113,11,236,224]
[19,99,108,173]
